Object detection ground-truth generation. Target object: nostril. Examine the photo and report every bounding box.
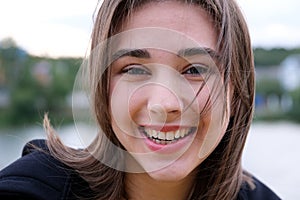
[147,104,167,124]
[169,109,180,114]
[148,104,166,114]
[147,103,181,115]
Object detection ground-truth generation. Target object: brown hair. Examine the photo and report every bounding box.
[45,0,255,199]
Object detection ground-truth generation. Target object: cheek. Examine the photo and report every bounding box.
[110,79,133,138]
[195,86,231,159]
[192,84,211,115]
[109,78,148,141]
[110,81,129,122]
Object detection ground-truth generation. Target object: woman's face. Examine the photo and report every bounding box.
[108,1,230,181]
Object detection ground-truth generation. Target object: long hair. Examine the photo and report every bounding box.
[45,0,255,199]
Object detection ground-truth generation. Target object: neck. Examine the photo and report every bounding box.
[124,172,195,200]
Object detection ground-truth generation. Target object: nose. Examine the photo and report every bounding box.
[147,84,182,122]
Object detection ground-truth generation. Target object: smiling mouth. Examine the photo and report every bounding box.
[139,126,196,145]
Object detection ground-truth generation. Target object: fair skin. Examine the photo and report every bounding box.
[109,1,230,200]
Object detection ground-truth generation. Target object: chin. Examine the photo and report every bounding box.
[146,162,196,182]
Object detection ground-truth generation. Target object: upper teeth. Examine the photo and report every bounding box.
[144,128,191,141]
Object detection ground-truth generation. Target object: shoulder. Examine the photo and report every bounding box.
[238,174,281,200]
[0,139,93,200]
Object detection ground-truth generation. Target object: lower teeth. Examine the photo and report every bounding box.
[152,138,175,145]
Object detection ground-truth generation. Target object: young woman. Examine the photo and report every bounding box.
[0,0,281,199]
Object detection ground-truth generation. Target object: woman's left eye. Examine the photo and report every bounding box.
[182,64,208,77]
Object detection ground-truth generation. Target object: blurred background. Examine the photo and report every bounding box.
[0,0,299,199]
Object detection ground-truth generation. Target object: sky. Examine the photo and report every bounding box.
[0,0,300,57]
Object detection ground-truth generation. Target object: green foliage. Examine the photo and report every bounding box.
[256,79,284,96]
[254,47,300,67]
[0,38,81,127]
[288,87,300,122]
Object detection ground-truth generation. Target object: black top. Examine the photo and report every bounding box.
[0,140,281,200]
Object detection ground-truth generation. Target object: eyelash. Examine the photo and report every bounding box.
[121,64,151,75]
[120,63,209,78]
[182,64,208,76]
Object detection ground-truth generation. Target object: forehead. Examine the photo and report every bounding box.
[119,1,218,51]
[106,27,220,69]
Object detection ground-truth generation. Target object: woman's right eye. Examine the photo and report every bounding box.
[121,65,151,75]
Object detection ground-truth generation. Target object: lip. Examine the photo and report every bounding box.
[141,125,181,132]
[138,126,196,153]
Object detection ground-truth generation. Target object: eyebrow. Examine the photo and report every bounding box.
[111,47,220,61]
[177,47,220,59]
[112,48,151,61]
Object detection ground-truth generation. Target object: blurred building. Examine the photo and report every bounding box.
[279,54,300,91]
[255,54,300,116]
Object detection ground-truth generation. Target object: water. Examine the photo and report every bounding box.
[0,123,96,170]
[243,122,300,200]
[0,122,299,199]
